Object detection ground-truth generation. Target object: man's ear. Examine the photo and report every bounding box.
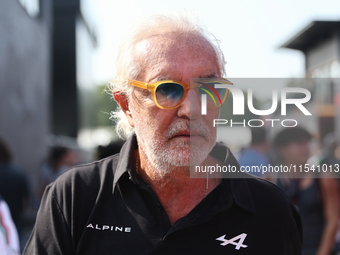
[113,92,134,127]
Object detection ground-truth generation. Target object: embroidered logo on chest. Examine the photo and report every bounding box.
[216,233,248,250]
[86,223,131,232]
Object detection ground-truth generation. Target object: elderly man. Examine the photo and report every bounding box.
[24,13,302,254]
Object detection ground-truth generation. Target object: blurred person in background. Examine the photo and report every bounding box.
[237,127,270,177]
[320,135,340,172]
[0,195,20,255]
[308,133,339,167]
[274,127,339,255]
[96,140,125,160]
[0,137,30,242]
[39,146,78,196]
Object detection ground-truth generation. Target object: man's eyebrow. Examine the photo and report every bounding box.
[199,73,218,78]
[151,75,171,82]
[151,73,218,82]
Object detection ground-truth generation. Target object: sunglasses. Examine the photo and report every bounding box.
[128,78,232,110]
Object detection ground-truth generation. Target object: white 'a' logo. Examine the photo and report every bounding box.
[216,233,248,250]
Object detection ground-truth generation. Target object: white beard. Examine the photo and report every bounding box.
[132,108,216,178]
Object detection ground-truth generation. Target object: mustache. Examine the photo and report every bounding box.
[165,120,209,139]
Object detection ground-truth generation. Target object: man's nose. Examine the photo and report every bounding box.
[177,89,201,119]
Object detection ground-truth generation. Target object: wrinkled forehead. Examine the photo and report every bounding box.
[135,32,215,54]
[133,33,220,79]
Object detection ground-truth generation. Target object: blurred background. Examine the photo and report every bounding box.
[1,0,340,251]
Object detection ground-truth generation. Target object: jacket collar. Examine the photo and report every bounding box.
[112,133,137,188]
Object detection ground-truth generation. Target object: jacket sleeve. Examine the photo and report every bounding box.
[23,184,74,255]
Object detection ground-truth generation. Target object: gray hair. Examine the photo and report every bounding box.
[108,11,226,138]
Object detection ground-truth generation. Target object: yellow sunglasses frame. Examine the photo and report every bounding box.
[128,78,233,110]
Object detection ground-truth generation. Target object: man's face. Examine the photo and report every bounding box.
[128,33,221,175]
[280,140,310,166]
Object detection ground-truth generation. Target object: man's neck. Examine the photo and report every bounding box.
[135,150,222,225]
